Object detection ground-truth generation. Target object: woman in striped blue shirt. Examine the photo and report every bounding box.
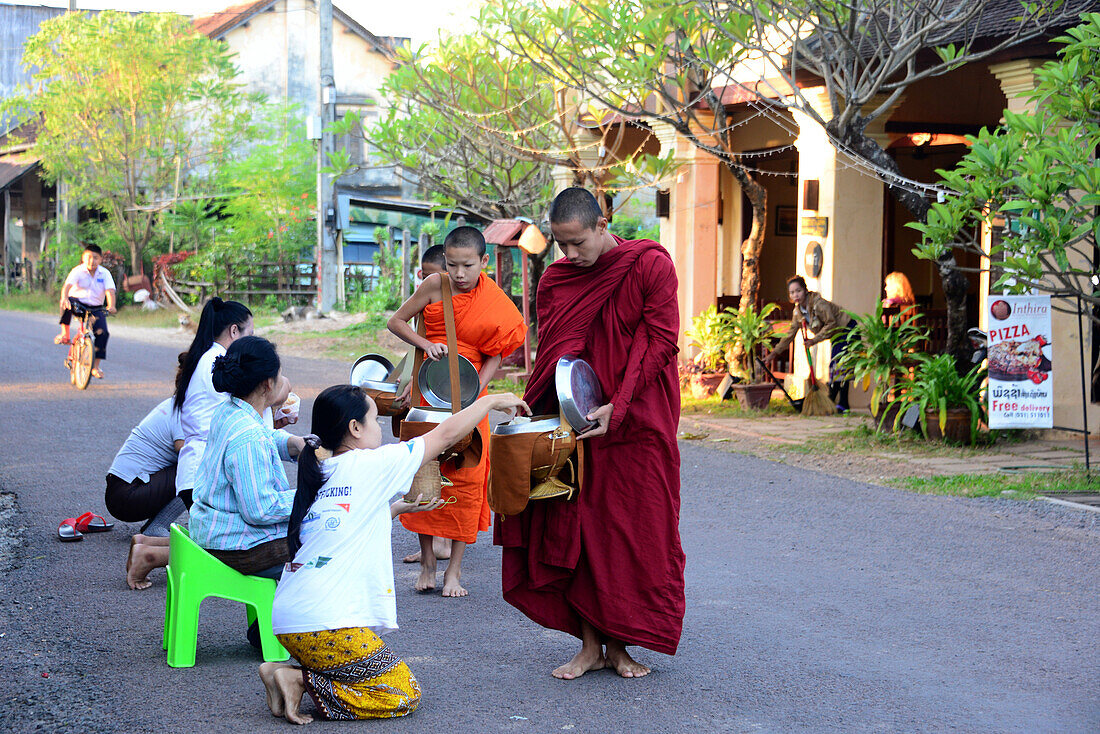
[190,336,306,579]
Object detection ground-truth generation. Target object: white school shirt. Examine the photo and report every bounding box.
[64,264,115,306]
[108,398,184,483]
[175,343,274,493]
[271,438,426,635]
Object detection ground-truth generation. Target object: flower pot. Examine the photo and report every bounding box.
[875,402,903,433]
[689,372,726,399]
[924,407,973,444]
[732,382,774,410]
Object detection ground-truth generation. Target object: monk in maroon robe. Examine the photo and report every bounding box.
[495,188,685,679]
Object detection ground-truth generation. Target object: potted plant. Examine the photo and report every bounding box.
[887,353,986,444]
[683,305,730,398]
[724,302,780,410]
[836,301,929,430]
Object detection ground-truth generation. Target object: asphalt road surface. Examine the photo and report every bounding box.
[1,309,1098,733]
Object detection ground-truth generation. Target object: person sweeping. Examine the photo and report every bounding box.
[764,275,855,415]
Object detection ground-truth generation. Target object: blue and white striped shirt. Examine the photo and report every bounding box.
[190,397,295,551]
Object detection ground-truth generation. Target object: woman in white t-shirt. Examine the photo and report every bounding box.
[261,384,527,724]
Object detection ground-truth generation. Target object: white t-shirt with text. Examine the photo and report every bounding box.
[272,438,426,635]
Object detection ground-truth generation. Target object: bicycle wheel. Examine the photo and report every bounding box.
[73,335,93,389]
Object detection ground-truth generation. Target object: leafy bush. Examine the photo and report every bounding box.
[837,301,929,416]
[888,353,986,442]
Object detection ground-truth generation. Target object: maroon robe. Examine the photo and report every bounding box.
[494,236,685,654]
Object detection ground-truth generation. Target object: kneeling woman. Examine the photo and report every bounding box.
[190,336,305,578]
[261,385,527,724]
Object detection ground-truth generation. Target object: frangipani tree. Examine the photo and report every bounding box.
[491,0,776,311]
[910,14,1100,327]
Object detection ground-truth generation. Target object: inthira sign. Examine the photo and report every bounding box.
[987,295,1053,429]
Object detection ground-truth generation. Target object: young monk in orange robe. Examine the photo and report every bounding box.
[388,226,527,596]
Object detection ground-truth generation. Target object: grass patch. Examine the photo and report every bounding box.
[489,374,528,395]
[790,423,1029,458]
[889,469,1100,498]
[0,290,57,312]
[681,391,799,418]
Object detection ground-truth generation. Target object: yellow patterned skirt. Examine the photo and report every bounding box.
[276,627,421,720]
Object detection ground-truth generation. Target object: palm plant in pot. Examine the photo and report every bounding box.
[724,302,780,410]
[887,353,986,444]
[836,301,929,431]
[684,305,730,398]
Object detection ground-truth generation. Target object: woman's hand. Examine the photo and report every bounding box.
[286,434,314,458]
[394,378,413,407]
[482,393,530,419]
[577,402,614,439]
[390,495,447,517]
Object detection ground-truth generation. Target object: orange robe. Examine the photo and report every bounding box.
[400,272,527,543]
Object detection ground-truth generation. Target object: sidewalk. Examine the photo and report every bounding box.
[678,411,1091,485]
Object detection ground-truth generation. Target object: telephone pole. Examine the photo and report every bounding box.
[316,0,338,311]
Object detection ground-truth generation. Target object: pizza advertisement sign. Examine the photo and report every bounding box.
[987,295,1053,428]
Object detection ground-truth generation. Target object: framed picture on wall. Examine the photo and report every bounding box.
[774,205,797,237]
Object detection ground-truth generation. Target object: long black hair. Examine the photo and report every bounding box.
[210,336,280,399]
[288,385,372,556]
[174,297,252,410]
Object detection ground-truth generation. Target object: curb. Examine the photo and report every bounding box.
[1040,496,1100,514]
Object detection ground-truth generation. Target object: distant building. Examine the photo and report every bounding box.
[194,0,409,196]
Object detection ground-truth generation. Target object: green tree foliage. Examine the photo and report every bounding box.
[490,0,771,312]
[3,11,255,273]
[187,104,316,288]
[909,14,1100,319]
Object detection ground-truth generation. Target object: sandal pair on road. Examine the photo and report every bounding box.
[58,512,114,542]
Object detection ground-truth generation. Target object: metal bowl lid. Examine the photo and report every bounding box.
[556,356,603,432]
[406,406,452,423]
[418,354,480,409]
[351,354,395,386]
[492,415,561,435]
[358,378,398,393]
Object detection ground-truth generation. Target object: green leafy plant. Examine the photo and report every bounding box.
[836,301,929,416]
[684,305,728,373]
[724,302,779,382]
[888,353,986,443]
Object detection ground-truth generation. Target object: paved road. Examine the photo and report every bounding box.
[1,309,1098,733]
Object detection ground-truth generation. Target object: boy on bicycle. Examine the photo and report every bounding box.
[56,244,117,379]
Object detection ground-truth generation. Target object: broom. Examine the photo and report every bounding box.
[800,324,836,416]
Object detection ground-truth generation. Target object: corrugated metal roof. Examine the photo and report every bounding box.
[0,154,39,192]
[483,219,524,246]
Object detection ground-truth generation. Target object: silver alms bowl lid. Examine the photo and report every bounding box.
[556,356,603,432]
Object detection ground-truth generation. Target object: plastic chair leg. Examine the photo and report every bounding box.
[167,584,202,668]
[250,602,290,663]
[162,570,174,652]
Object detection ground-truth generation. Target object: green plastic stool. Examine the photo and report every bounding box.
[162,524,290,667]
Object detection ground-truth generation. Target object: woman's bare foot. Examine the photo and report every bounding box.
[441,566,467,597]
[552,644,606,680]
[273,667,313,725]
[127,543,167,590]
[414,560,436,592]
[258,662,290,717]
[403,537,452,563]
[605,642,651,678]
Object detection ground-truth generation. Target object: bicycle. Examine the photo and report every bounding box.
[62,298,108,390]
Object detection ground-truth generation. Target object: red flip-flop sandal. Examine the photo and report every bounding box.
[74,512,114,533]
[58,518,83,542]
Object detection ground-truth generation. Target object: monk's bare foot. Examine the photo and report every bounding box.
[441,567,466,597]
[403,537,451,563]
[273,667,313,725]
[258,662,288,717]
[414,560,436,592]
[605,643,651,678]
[127,544,158,590]
[552,646,606,680]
